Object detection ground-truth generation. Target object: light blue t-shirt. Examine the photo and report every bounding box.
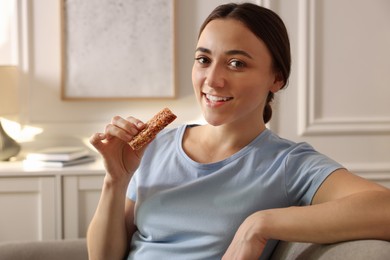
[126,125,343,259]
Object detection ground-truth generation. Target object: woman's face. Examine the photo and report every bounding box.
[192,18,283,127]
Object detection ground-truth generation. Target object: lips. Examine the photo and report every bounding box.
[204,93,233,102]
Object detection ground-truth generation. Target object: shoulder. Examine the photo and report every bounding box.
[153,124,184,142]
[263,130,330,161]
[142,125,185,156]
[253,129,310,159]
[258,130,343,177]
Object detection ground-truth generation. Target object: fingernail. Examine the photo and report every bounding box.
[126,134,134,141]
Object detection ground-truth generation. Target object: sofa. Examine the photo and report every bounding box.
[271,239,390,259]
[0,238,389,259]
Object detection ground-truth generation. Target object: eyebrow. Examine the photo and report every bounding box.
[195,47,253,59]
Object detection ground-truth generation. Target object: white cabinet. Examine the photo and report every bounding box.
[0,176,56,242]
[0,161,105,242]
[63,175,105,239]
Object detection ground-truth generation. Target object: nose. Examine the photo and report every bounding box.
[205,63,225,88]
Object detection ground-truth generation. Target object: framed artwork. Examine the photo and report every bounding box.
[61,0,176,100]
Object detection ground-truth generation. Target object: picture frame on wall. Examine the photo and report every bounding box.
[61,0,176,100]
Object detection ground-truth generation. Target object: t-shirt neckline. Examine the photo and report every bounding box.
[176,124,271,170]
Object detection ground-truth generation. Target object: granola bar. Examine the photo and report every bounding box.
[129,108,177,150]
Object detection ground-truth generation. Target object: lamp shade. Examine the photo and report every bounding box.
[0,65,19,115]
[0,65,20,160]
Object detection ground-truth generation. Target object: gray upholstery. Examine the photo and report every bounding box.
[270,240,390,260]
[0,238,389,260]
[0,239,87,260]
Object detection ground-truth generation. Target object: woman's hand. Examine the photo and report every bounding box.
[90,115,147,184]
[222,212,268,260]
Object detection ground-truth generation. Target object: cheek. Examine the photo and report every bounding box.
[191,67,202,103]
[239,82,270,107]
[192,65,203,91]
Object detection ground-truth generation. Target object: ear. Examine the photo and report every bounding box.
[270,72,285,93]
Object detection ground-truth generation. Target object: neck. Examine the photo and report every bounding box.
[183,120,266,164]
[204,119,265,148]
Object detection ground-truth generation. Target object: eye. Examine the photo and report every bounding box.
[194,56,211,65]
[229,59,246,69]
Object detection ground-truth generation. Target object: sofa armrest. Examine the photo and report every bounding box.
[0,239,88,260]
[1,238,389,259]
[270,239,390,260]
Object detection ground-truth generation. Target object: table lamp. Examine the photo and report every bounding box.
[0,65,21,160]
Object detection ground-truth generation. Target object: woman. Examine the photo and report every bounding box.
[87,3,390,259]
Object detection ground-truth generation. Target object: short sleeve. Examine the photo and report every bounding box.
[127,173,137,201]
[284,143,343,206]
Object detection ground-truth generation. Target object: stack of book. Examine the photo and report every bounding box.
[23,146,95,168]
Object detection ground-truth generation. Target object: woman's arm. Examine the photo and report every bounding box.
[223,169,390,259]
[87,116,146,260]
[87,179,135,260]
[263,190,390,243]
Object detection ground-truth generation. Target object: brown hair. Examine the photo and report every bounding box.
[198,3,291,124]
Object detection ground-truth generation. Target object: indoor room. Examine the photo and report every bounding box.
[0,0,389,259]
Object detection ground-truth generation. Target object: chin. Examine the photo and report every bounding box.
[202,113,229,127]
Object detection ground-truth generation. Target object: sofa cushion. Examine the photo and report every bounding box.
[270,239,390,260]
[0,239,87,260]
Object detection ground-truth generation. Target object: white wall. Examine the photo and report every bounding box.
[274,0,390,182]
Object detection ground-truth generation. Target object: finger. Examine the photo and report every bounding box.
[89,132,106,150]
[124,116,146,131]
[111,116,144,137]
[105,123,133,142]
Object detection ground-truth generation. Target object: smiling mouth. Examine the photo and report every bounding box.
[204,93,233,102]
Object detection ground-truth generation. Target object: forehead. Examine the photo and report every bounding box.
[200,18,252,38]
[197,18,270,57]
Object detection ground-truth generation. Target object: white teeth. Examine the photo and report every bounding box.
[206,94,232,102]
